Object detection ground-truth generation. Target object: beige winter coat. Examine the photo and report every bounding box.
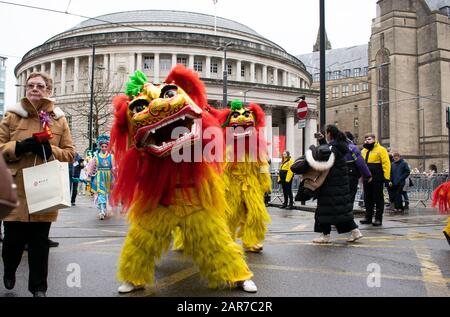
[0,97,75,222]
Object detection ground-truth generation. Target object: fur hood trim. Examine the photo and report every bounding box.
[305,148,335,171]
[6,99,64,119]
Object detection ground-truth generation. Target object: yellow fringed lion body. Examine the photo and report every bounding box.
[224,159,272,249]
[110,66,253,289]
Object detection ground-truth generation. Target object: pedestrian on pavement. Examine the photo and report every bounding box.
[70,154,85,206]
[87,135,114,220]
[344,131,372,205]
[0,72,75,297]
[360,133,391,226]
[312,125,363,243]
[78,162,88,196]
[390,152,411,212]
[386,150,395,210]
[278,151,294,209]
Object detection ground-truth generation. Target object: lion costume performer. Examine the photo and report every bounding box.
[110,65,257,293]
[210,100,271,252]
[431,182,450,245]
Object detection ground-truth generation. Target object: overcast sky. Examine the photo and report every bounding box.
[0,0,377,106]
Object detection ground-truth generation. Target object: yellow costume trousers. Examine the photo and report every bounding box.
[118,205,253,288]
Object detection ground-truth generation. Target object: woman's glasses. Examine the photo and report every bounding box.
[26,83,46,91]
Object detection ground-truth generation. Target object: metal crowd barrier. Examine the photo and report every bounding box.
[270,172,448,208]
[354,174,448,208]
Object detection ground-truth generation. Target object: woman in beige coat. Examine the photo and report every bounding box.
[0,72,74,297]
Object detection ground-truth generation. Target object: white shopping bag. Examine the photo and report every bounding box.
[23,160,71,214]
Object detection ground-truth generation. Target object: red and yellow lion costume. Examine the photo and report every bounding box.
[207,100,272,252]
[110,65,254,292]
[431,181,450,245]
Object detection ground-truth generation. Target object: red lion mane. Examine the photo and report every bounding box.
[109,65,222,215]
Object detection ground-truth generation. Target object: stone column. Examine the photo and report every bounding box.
[103,54,109,82]
[264,106,273,160]
[16,76,21,101]
[88,55,92,83]
[250,62,256,83]
[137,53,143,71]
[60,59,67,95]
[285,108,296,158]
[273,68,278,86]
[129,53,135,74]
[188,55,194,70]
[32,66,37,73]
[73,57,79,93]
[49,62,55,82]
[171,53,177,68]
[21,72,26,98]
[236,60,241,81]
[153,53,160,82]
[40,63,46,73]
[205,56,211,79]
[283,71,288,87]
[109,54,115,82]
[305,108,318,152]
[262,65,268,84]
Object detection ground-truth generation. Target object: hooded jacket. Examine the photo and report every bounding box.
[0,97,75,222]
[361,141,390,182]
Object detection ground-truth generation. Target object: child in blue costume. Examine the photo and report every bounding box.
[88,135,114,220]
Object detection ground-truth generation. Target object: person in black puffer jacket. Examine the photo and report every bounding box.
[311,125,363,243]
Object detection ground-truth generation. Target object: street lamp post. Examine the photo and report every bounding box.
[88,44,96,151]
[217,42,233,108]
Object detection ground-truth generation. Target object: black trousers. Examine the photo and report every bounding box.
[314,219,358,235]
[363,180,384,220]
[281,181,293,206]
[71,181,79,204]
[2,221,51,294]
[392,184,405,210]
[349,175,359,205]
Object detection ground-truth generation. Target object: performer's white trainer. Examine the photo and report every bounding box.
[118,282,145,294]
[238,280,258,293]
[312,234,331,244]
[347,229,363,242]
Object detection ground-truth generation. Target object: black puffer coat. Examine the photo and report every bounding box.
[313,141,354,225]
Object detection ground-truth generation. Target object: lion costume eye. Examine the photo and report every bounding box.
[163,89,177,99]
[129,99,149,114]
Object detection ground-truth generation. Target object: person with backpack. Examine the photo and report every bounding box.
[344,132,372,205]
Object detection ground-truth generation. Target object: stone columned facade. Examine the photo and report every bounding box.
[14,10,317,164]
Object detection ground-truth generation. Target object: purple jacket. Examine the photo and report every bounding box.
[345,141,372,179]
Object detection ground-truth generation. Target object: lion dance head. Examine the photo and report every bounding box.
[110,65,223,217]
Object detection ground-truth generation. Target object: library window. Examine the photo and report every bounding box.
[332,86,339,99]
[177,57,188,67]
[211,60,218,73]
[194,60,203,72]
[342,85,349,97]
[143,56,154,70]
